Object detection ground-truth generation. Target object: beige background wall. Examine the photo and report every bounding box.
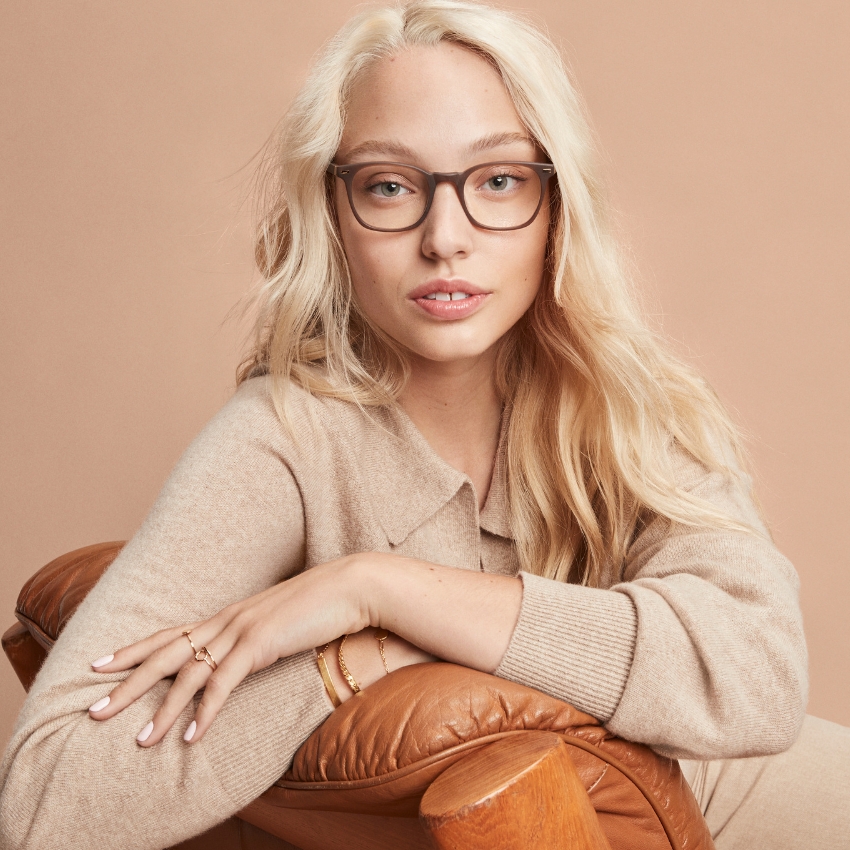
[1,0,847,756]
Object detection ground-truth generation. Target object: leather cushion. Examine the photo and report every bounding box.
[15,542,125,650]
[272,663,713,850]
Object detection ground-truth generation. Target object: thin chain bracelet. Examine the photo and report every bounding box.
[376,629,390,674]
[337,634,361,694]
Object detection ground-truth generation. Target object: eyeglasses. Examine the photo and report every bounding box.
[327,160,556,232]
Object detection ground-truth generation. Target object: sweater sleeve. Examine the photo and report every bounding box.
[495,444,808,761]
[0,379,332,850]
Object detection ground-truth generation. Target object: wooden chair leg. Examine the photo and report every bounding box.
[419,731,612,850]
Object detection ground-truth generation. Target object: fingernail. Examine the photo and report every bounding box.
[88,696,110,713]
[91,654,114,668]
[183,720,197,742]
[136,721,154,743]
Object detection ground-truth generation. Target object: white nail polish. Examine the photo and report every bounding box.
[136,721,154,743]
[91,654,114,668]
[183,720,197,742]
[89,696,110,713]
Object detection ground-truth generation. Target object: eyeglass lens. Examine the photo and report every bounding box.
[348,163,544,230]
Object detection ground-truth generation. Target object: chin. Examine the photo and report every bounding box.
[407,337,498,365]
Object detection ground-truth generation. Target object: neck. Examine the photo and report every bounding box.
[399,351,502,510]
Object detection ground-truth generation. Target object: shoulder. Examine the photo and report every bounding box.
[198,375,392,469]
[623,436,788,588]
[665,438,767,536]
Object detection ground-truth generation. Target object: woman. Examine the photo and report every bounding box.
[1,1,846,848]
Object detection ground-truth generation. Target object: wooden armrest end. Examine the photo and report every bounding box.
[421,732,612,850]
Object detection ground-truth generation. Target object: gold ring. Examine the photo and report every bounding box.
[195,646,218,671]
[182,629,198,654]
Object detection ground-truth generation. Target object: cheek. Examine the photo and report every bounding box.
[338,216,380,294]
[344,239,395,305]
[507,218,549,306]
[338,228,406,331]
[336,188,391,289]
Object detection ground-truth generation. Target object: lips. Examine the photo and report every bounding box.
[408,279,489,320]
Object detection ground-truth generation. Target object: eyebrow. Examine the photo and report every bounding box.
[465,131,536,157]
[340,131,537,164]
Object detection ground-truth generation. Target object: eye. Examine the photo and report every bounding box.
[475,168,528,194]
[486,174,516,191]
[366,180,411,198]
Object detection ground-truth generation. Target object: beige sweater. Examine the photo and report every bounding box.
[0,377,807,849]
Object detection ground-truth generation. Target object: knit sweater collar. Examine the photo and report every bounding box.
[359,402,512,545]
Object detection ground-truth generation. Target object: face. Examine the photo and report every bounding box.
[333,43,550,373]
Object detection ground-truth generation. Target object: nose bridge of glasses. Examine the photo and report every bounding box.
[432,171,465,188]
[428,172,469,216]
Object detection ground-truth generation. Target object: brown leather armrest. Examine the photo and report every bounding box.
[3,542,124,690]
[1,621,45,692]
[262,662,712,850]
[4,544,714,850]
[15,541,125,651]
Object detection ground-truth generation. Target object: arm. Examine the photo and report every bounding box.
[299,567,521,706]
[125,434,803,764]
[0,382,332,850]
[601,451,808,759]
[358,443,807,761]
[486,450,807,758]
[48,409,803,814]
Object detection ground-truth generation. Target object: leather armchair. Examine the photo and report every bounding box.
[3,544,715,850]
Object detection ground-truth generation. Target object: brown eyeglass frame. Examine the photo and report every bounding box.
[327,160,556,232]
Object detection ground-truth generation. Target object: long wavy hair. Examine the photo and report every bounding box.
[238,0,756,586]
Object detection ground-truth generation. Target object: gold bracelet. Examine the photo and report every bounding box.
[316,644,341,708]
[375,629,390,674]
[337,634,361,694]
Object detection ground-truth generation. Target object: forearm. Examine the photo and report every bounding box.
[359,554,523,674]
[0,536,333,850]
[344,514,806,763]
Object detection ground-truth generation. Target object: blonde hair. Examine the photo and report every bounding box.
[239,0,755,586]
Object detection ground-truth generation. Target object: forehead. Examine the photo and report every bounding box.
[339,43,533,169]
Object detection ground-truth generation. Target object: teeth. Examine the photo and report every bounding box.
[422,291,471,301]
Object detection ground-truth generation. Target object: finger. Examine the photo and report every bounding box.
[137,630,240,746]
[88,628,207,720]
[136,655,214,747]
[185,643,256,744]
[90,623,201,673]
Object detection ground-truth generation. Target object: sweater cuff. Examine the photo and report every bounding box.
[494,571,637,722]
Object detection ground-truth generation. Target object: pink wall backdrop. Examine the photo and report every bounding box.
[1,1,848,752]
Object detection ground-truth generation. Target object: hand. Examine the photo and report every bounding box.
[87,557,368,748]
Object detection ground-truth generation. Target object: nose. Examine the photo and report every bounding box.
[419,180,474,260]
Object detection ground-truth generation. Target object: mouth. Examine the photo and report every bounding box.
[408,279,490,320]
